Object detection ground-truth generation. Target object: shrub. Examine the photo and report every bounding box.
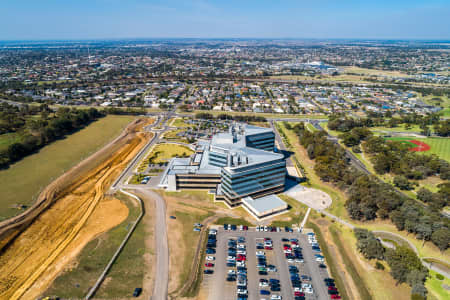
[436,273,444,280]
[375,261,385,270]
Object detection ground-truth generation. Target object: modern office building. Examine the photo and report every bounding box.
[159,123,287,218]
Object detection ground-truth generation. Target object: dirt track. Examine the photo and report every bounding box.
[0,118,152,300]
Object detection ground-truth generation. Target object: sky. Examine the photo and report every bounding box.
[1,0,449,40]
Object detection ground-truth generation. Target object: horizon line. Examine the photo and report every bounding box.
[1,37,450,43]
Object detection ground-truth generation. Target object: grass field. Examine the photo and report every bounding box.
[0,115,136,220]
[415,137,450,162]
[277,122,348,218]
[142,143,193,166]
[170,117,191,128]
[163,128,189,143]
[0,132,24,151]
[384,136,450,162]
[305,123,318,132]
[385,137,418,147]
[329,225,373,300]
[44,192,147,298]
[426,270,450,300]
[331,223,412,300]
[342,66,410,78]
[269,194,307,228]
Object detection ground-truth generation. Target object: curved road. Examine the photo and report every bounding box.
[134,189,169,300]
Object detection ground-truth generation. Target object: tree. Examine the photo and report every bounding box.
[417,188,433,203]
[431,228,450,251]
[385,246,424,284]
[393,175,413,190]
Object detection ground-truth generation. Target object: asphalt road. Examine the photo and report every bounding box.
[134,189,169,300]
[270,120,294,168]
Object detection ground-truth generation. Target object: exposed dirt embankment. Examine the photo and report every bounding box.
[0,118,152,299]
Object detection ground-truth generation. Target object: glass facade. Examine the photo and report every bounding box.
[221,159,286,202]
[245,132,275,151]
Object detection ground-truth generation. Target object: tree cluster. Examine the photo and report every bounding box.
[385,247,428,298]
[363,136,450,180]
[291,123,450,251]
[0,104,104,168]
[354,229,429,298]
[354,228,385,260]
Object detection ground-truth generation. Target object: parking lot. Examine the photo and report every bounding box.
[202,226,338,300]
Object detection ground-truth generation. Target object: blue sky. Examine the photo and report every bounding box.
[1,0,449,40]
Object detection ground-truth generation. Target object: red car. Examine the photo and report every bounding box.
[283,245,291,250]
[328,286,338,291]
[243,226,248,230]
[291,241,298,245]
[264,237,271,241]
[264,246,273,250]
[205,263,214,267]
[294,291,305,296]
[331,295,341,299]
[237,255,246,261]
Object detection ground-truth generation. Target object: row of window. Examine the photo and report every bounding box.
[222,166,285,187]
[222,160,286,179]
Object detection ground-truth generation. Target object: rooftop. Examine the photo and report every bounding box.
[242,194,288,217]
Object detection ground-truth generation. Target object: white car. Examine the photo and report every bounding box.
[206,256,215,261]
[256,251,265,256]
[228,269,236,275]
[302,283,312,289]
[209,229,217,235]
[256,225,260,231]
[304,288,314,294]
[271,295,282,300]
[294,287,302,292]
[264,226,268,232]
[239,225,244,231]
[227,256,236,261]
[315,257,324,262]
[237,250,246,255]
[237,261,246,267]
[237,289,248,295]
[259,281,269,287]
[237,244,246,250]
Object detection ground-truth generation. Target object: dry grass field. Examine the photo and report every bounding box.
[0,118,152,299]
[0,115,137,220]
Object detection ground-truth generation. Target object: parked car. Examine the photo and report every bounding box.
[133,288,142,297]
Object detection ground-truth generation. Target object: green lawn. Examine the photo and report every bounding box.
[441,108,450,117]
[426,270,450,300]
[415,137,450,162]
[138,143,193,171]
[171,117,191,128]
[306,123,318,132]
[44,192,148,298]
[0,115,136,220]
[384,136,450,162]
[385,137,418,147]
[0,132,24,151]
